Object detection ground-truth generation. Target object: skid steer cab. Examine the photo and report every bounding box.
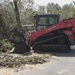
[34,14,59,31]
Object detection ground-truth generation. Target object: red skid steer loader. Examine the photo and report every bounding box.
[11,14,75,53]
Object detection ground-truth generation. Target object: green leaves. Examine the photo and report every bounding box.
[0,39,13,52]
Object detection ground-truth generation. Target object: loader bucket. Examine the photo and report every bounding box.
[10,27,30,54]
[13,42,30,54]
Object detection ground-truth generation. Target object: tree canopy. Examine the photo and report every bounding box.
[0,0,75,38]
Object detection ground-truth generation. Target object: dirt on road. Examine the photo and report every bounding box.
[0,52,52,75]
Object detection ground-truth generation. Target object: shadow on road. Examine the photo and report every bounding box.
[38,46,75,57]
[53,46,75,57]
[54,49,75,57]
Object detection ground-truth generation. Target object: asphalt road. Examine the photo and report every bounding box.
[12,46,75,75]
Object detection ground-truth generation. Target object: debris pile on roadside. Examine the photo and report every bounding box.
[0,52,52,68]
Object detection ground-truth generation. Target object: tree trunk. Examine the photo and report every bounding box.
[13,0,21,27]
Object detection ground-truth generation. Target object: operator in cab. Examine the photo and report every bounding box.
[45,18,50,26]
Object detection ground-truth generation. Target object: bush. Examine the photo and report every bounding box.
[0,39,13,52]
